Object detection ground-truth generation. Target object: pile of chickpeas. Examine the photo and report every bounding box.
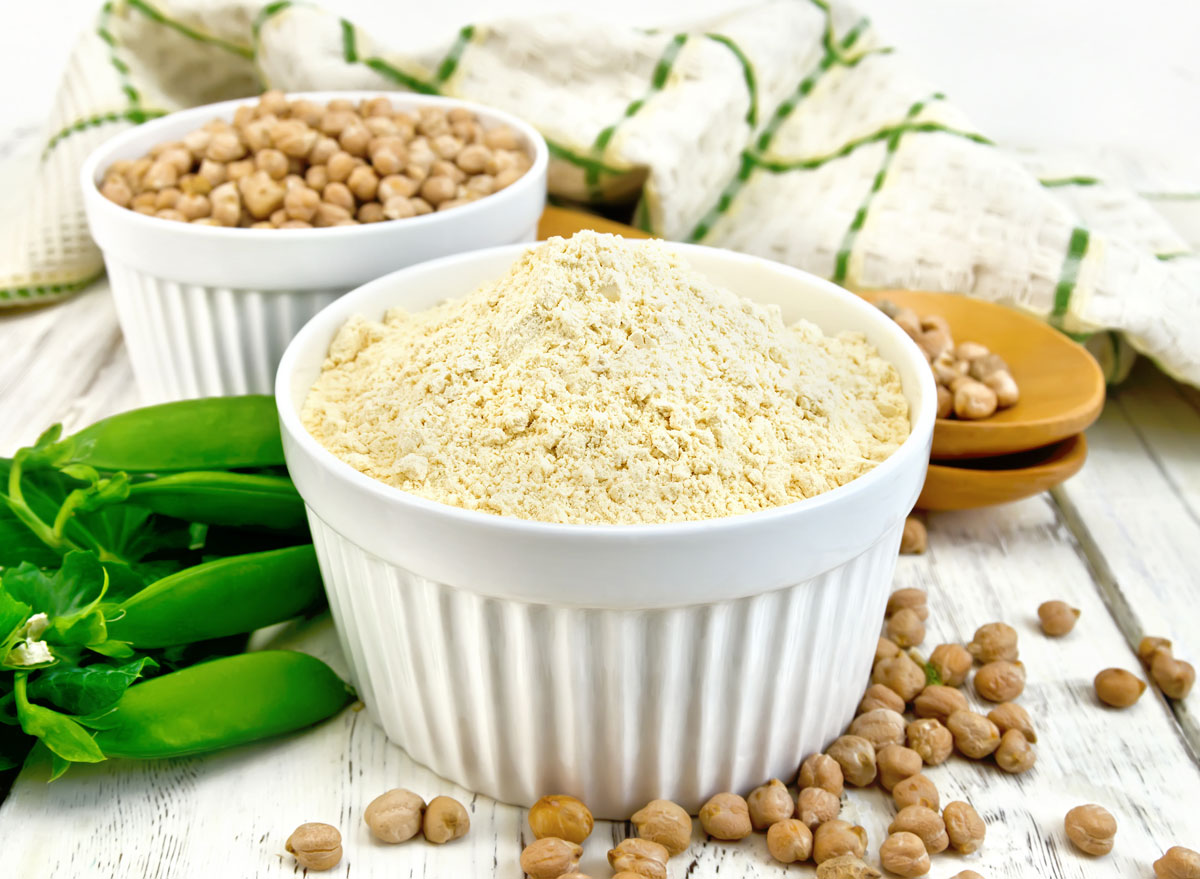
[878,301,1020,421]
[99,90,532,228]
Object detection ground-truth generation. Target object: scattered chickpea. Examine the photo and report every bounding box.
[993,728,1036,773]
[1064,804,1117,856]
[889,804,949,854]
[899,517,927,554]
[1038,600,1080,636]
[887,608,926,648]
[1151,652,1196,700]
[859,684,906,715]
[798,753,845,796]
[607,837,669,879]
[812,820,868,865]
[528,794,593,844]
[973,660,1026,702]
[943,801,986,854]
[422,795,469,844]
[698,792,752,840]
[929,643,973,687]
[913,685,969,723]
[826,735,878,787]
[1094,668,1146,708]
[747,779,795,830]
[1154,845,1200,878]
[893,773,939,811]
[949,873,986,879]
[630,799,692,856]
[947,709,1001,758]
[906,718,953,765]
[797,786,841,828]
[886,588,929,619]
[986,702,1037,743]
[767,819,814,863]
[816,854,882,878]
[363,788,425,843]
[967,622,1019,663]
[876,744,922,791]
[879,831,932,877]
[521,837,584,879]
[872,653,926,702]
[285,822,342,871]
[1139,636,1174,665]
[849,708,907,750]
[876,637,903,664]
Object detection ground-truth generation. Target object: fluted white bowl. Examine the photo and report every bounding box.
[80,92,548,404]
[276,242,936,818]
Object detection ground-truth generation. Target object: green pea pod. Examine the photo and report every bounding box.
[106,545,323,648]
[72,396,284,473]
[92,651,351,758]
[128,472,306,530]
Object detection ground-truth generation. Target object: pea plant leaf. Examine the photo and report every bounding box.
[2,552,108,622]
[27,656,157,716]
[0,588,32,655]
[13,675,105,764]
[13,425,79,474]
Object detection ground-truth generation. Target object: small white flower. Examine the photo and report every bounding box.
[6,638,54,667]
[22,612,49,640]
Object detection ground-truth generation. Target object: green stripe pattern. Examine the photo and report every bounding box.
[252,1,293,39]
[99,2,141,105]
[1040,176,1100,188]
[436,25,477,83]
[0,272,105,303]
[704,34,758,127]
[1052,226,1091,322]
[127,0,254,59]
[43,108,168,158]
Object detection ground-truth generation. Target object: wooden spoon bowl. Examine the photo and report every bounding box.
[917,433,1087,511]
[859,290,1105,460]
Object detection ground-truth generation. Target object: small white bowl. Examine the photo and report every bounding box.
[80,92,548,404]
[276,242,936,818]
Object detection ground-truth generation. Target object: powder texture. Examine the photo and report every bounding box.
[302,233,909,525]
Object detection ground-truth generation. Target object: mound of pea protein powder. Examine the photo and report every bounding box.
[302,232,909,524]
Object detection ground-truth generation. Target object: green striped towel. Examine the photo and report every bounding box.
[5,0,1198,385]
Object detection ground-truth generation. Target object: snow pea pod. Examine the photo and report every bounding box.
[127,472,306,530]
[72,396,284,472]
[106,545,323,648]
[92,651,351,758]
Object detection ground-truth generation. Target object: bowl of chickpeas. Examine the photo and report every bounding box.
[80,90,547,403]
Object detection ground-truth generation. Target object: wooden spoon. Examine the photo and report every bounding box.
[917,433,1087,511]
[859,290,1105,459]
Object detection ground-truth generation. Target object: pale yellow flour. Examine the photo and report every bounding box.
[302,233,910,524]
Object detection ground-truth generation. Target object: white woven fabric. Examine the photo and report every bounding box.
[4,0,1199,385]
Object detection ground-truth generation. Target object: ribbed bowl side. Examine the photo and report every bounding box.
[105,259,341,403]
[309,509,902,819]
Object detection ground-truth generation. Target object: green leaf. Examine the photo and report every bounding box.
[47,609,107,647]
[15,425,77,472]
[924,660,943,687]
[0,588,32,654]
[2,552,108,621]
[27,657,157,716]
[13,675,105,764]
[87,639,135,659]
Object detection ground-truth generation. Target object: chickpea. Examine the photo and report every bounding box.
[528,794,593,843]
[826,735,877,787]
[100,178,132,207]
[484,125,520,150]
[973,660,1025,702]
[1094,668,1146,708]
[406,161,431,183]
[917,327,952,361]
[698,792,751,840]
[607,837,669,879]
[859,683,906,715]
[905,718,952,765]
[953,379,998,419]
[521,837,583,879]
[327,150,357,183]
[889,805,948,854]
[936,384,953,418]
[968,352,1009,381]
[305,164,330,191]
[339,122,372,157]
[238,170,286,219]
[1064,804,1117,856]
[747,778,794,830]
[797,786,841,828]
[876,637,902,664]
[285,822,342,871]
[879,831,931,877]
[767,818,813,863]
[486,148,518,175]
[947,709,1001,759]
[176,193,211,220]
[379,173,419,202]
[155,208,186,222]
[465,174,495,197]
[209,181,240,226]
[364,788,425,843]
[358,202,385,223]
[347,165,380,201]
[255,147,288,180]
[1151,652,1195,700]
[949,873,985,879]
[227,158,255,181]
[913,685,968,723]
[1139,636,1173,665]
[986,370,1019,408]
[631,799,692,856]
[180,173,213,196]
[943,801,985,854]
[1038,600,1080,636]
[816,854,883,878]
[798,753,844,796]
[456,143,491,174]
[383,196,417,220]
[422,795,469,844]
[206,131,246,162]
[421,175,457,206]
[928,643,973,687]
[986,701,1036,742]
[813,820,867,865]
[284,185,320,222]
[323,181,355,212]
[872,653,926,702]
[876,745,922,791]
[131,192,157,212]
[886,608,925,648]
[242,119,273,152]
[886,588,928,619]
[849,708,906,750]
[182,128,212,157]
[994,728,1036,773]
[418,107,451,136]
[967,622,1019,663]
[142,159,179,191]
[198,158,227,187]
[433,134,463,159]
[893,774,939,811]
[1154,846,1200,878]
[494,166,524,190]
[314,202,352,227]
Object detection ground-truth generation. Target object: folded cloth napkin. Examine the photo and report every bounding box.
[4,0,1199,385]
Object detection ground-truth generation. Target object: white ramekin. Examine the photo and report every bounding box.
[80,92,548,404]
[276,243,936,818]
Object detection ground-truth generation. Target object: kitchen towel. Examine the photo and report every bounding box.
[4,0,1198,385]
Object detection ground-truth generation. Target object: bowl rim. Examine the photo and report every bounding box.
[79,90,550,243]
[275,239,938,537]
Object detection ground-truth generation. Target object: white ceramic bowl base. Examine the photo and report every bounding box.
[81,92,548,403]
[277,242,937,819]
